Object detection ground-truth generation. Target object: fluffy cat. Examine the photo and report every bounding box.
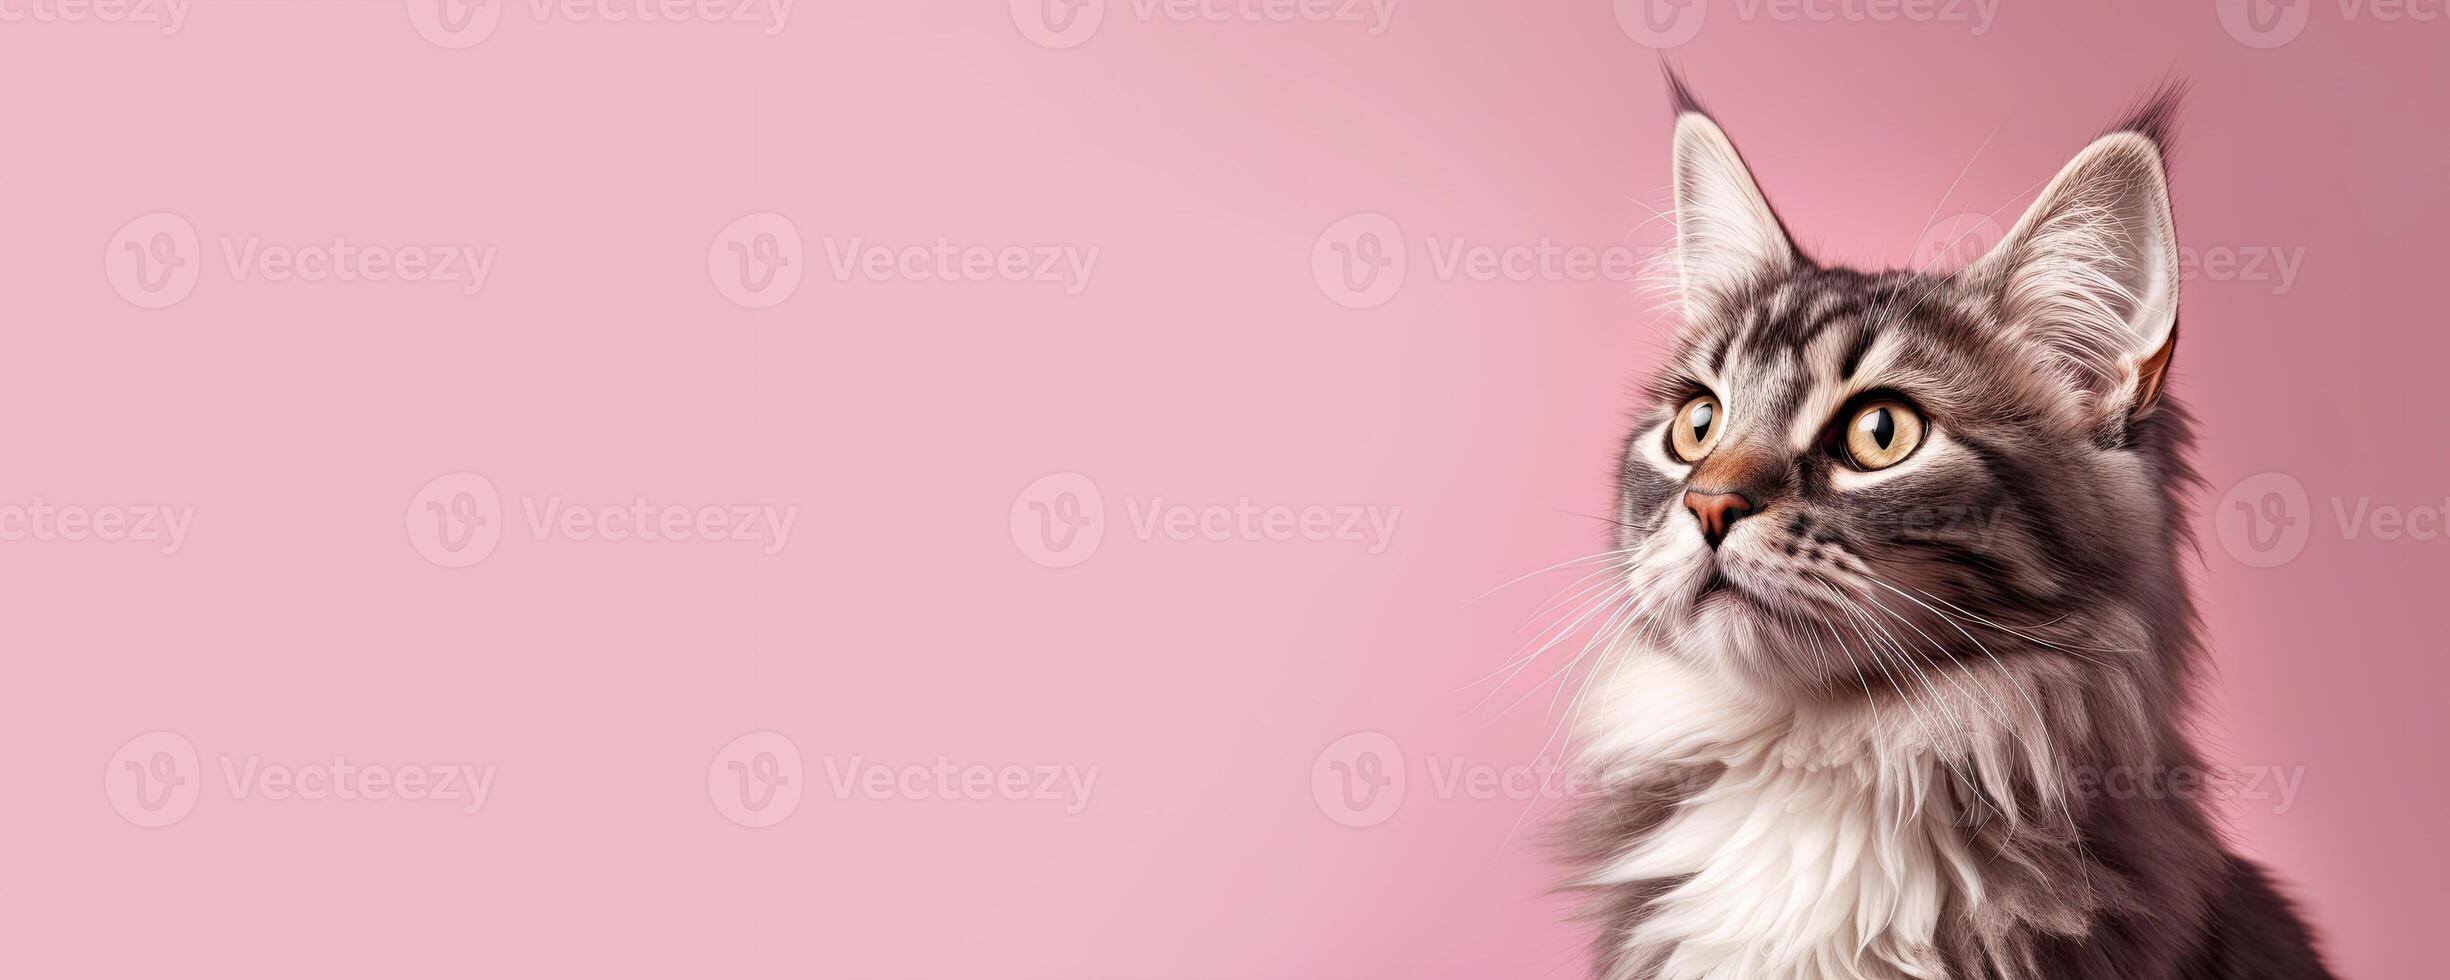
[1556,72,2335,980]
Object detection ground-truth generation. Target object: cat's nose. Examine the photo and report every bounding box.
[1683,491,1756,548]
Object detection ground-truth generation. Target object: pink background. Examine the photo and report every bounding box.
[5,1,2444,976]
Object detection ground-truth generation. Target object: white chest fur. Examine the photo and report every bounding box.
[1577,656,1986,980]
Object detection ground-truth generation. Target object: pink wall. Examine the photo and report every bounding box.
[5,1,2442,976]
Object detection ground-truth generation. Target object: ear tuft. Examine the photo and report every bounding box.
[1662,62,1710,120]
[2102,79,2188,156]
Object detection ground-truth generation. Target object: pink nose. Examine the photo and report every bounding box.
[1684,491,1755,547]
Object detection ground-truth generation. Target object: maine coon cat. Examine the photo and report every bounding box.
[1557,73,2334,979]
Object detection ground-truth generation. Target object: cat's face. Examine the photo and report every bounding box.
[1618,108,2186,698]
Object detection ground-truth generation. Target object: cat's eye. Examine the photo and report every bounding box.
[1669,394,1722,462]
[1843,400,1924,470]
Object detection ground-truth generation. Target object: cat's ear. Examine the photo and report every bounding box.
[1668,79,1801,323]
[1967,93,2183,418]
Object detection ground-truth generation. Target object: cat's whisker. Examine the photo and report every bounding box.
[1519,561,1641,635]
[1504,582,1658,723]
[1897,581,2133,659]
[1466,557,1646,693]
[1821,583,1997,823]
[1848,585,2024,739]
[1477,582,1637,719]
[1466,547,1642,608]
[1862,115,2010,331]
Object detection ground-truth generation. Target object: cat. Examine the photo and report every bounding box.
[1554,71,2336,980]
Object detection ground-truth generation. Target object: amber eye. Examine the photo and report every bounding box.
[1669,394,1722,462]
[1843,400,1925,470]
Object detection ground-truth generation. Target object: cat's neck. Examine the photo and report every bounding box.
[1569,651,2104,980]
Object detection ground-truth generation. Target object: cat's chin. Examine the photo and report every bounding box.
[1674,571,1868,700]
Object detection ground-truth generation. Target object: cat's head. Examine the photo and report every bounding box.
[1617,76,2194,699]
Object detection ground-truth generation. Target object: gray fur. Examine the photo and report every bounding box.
[1557,75,2333,979]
